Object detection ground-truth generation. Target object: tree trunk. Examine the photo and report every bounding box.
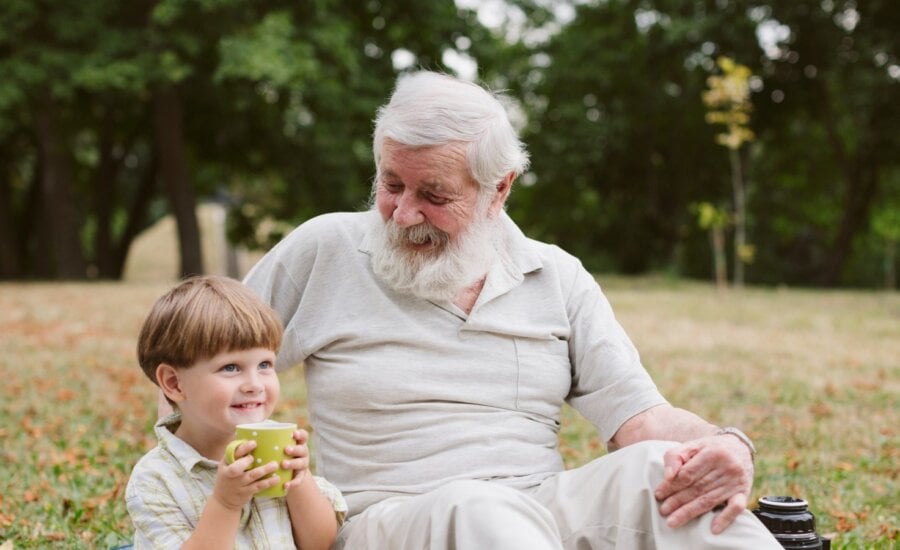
[153,84,203,278]
[34,98,87,279]
[729,147,745,288]
[0,176,20,278]
[885,238,896,291]
[814,82,880,287]
[818,165,879,286]
[111,154,158,278]
[94,110,118,278]
[711,225,727,292]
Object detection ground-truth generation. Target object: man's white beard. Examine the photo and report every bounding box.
[369,204,503,303]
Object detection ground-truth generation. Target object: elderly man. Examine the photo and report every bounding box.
[244,71,780,549]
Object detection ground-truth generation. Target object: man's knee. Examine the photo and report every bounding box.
[617,439,680,461]
[598,439,679,488]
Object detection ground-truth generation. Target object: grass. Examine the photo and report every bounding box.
[0,277,897,548]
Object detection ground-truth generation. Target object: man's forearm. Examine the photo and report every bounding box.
[611,403,718,449]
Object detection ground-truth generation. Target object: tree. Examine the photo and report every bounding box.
[0,0,477,279]
[752,0,900,286]
[872,204,900,289]
[693,201,730,291]
[506,0,760,274]
[703,56,756,288]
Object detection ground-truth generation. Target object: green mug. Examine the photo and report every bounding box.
[224,421,297,498]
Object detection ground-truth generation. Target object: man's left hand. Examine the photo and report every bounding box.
[654,434,754,534]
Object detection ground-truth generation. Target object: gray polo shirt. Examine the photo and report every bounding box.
[244,210,666,517]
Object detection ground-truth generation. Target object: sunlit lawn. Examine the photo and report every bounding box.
[0,278,897,548]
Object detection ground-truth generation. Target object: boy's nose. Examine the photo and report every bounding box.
[240,372,264,392]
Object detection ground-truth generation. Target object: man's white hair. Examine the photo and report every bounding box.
[373,71,530,194]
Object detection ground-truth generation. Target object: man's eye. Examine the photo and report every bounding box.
[426,194,450,205]
[383,181,403,193]
[222,364,239,373]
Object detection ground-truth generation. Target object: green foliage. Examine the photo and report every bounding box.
[703,56,755,150]
[872,206,900,243]
[0,0,896,286]
[693,201,730,230]
[216,12,319,87]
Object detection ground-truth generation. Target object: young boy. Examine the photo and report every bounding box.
[125,276,346,549]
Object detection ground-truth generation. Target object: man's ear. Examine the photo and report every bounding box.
[156,364,186,404]
[488,171,516,217]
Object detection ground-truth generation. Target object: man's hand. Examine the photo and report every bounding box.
[212,440,280,511]
[654,434,754,534]
[282,428,312,491]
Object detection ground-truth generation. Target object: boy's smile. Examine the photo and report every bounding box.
[162,347,280,459]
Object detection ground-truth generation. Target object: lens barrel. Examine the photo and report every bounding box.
[753,496,829,550]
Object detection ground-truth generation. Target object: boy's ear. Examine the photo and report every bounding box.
[156,364,186,403]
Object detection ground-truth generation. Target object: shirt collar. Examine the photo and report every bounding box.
[154,412,219,473]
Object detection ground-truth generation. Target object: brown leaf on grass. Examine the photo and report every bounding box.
[877,523,898,539]
[834,515,857,532]
[0,512,14,528]
[44,532,66,541]
[851,379,879,392]
[0,539,14,549]
[55,388,75,401]
[785,451,801,471]
[809,402,832,418]
[23,489,39,502]
[836,461,855,472]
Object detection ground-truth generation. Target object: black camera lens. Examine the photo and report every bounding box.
[753,496,827,550]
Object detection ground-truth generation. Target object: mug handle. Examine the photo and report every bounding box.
[224,439,249,466]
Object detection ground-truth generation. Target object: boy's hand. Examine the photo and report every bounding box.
[212,440,280,511]
[282,429,312,491]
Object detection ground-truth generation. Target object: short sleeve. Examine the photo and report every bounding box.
[312,475,349,525]
[125,477,193,549]
[564,261,668,442]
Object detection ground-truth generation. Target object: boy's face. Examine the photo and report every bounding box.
[166,347,280,445]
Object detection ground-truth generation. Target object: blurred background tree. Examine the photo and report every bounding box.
[0,0,897,287]
[703,56,755,288]
[692,201,731,291]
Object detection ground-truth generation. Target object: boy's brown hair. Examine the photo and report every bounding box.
[137,276,283,385]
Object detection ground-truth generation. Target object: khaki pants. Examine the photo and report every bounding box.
[336,441,782,549]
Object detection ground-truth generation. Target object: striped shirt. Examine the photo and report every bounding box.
[125,413,347,549]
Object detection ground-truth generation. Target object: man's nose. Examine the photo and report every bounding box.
[392,191,425,228]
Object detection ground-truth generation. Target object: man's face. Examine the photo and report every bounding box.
[375,139,482,253]
[369,140,506,302]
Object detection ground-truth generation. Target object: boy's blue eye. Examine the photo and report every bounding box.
[258,361,273,370]
[222,364,239,373]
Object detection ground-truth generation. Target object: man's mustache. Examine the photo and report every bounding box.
[387,221,450,249]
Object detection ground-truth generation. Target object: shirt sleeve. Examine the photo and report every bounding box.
[564,261,668,442]
[243,230,312,371]
[312,475,349,525]
[125,473,192,549]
